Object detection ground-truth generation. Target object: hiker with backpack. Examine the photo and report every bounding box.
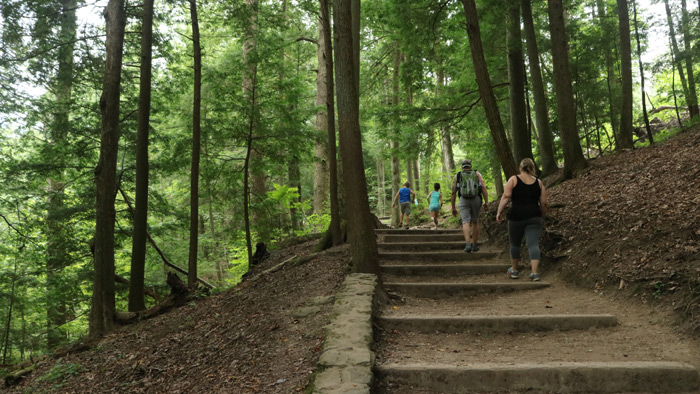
[426,183,443,229]
[496,158,548,281]
[450,159,489,252]
[392,181,416,229]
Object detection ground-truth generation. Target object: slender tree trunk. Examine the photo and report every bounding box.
[288,155,301,232]
[413,159,420,197]
[490,155,504,197]
[376,157,385,217]
[597,0,620,141]
[390,48,401,229]
[632,0,653,144]
[243,75,257,265]
[90,0,125,339]
[313,19,329,214]
[2,260,17,363]
[663,0,691,113]
[333,0,379,273]
[547,0,588,178]
[320,0,342,245]
[507,1,532,164]
[617,0,635,149]
[680,0,699,118]
[436,68,456,177]
[46,0,77,349]
[670,39,684,129]
[460,0,518,178]
[129,0,154,312]
[187,0,202,288]
[522,0,557,176]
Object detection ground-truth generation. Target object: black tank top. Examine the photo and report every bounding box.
[507,175,542,221]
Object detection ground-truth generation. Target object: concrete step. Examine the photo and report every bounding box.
[376,229,463,235]
[375,362,700,393]
[379,251,499,261]
[383,234,465,243]
[383,282,549,298]
[378,241,472,251]
[376,314,618,334]
[380,264,509,276]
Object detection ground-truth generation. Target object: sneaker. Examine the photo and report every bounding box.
[529,273,541,281]
[471,243,480,252]
[464,243,472,253]
[405,226,409,230]
[507,267,519,279]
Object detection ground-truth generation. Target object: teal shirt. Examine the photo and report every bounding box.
[429,191,441,208]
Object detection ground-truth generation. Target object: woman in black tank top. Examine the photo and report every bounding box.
[496,158,548,281]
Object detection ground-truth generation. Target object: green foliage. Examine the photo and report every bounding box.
[36,359,84,390]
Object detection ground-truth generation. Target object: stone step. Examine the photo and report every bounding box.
[383,282,549,298]
[375,229,463,235]
[379,251,499,261]
[380,264,509,276]
[383,234,465,243]
[378,241,472,251]
[375,362,700,393]
[376,314,618,334]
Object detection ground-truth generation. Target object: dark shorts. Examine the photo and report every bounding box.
[400,202,411,215]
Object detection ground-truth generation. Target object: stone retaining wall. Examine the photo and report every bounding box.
[312,273,378,394]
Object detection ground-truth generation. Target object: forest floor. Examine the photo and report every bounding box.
[3,125,700,394]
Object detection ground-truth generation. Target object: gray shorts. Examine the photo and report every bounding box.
[458,196,481,223]
[400,202,412,215]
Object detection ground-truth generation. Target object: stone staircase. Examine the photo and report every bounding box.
[373,228,700,393]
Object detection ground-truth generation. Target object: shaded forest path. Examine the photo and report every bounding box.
[372,228,700,393]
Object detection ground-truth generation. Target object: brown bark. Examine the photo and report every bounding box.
[663,0,691,114]
[521,0,557,176]
[597,0,620,143]
[547,0,588,178]
[320,0,342,246]
[679,0,699,118]
[187,0,202,288]
[90,0,125,339]
[617,0,635,149]
[129,0,154,312]
[313,19,329,214]
[376,156,385,217]
[460,0,518,178]
[390,48,402,229]
[507,1,532,164]
[333,0,379,273]
[632,0,653,144]
[436,68,456,177]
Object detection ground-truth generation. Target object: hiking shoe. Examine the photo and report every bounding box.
[507,267,519,279]
[405,226,409,230]
[529,273,541,281]
[471,243,480,252]
[464,243,472,252]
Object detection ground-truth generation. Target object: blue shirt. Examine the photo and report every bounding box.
[399,187,411,203]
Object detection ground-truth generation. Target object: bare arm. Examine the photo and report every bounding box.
[477,172,489,206]
[392,191,400,206]
[450,174,458,216]
[539,180,548,217]
[427,191,432,203]
[496,176,516,223]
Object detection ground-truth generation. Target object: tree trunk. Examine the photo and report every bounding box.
[460,0,518,178]
[507,1,532,164]
[333,0,379,273]
[597,0,621,143]
[2,260,17,363]
[129,0,154,312]
[320,0,342,246]
[376,156,385,217]
[313,18,329,214]
[616,0,635,149]
[490,154,504,198]
[670,38,684,129]
[288,155,301,232]
[90,0,125,339]
[391,48,402,229]
[547,0,588,178]
[632,0,653,144]
[664,0,691,114]
[187,0,202,288]
[521,0,557,176]
[407,158,414,190]
[46,0,77,349]
[436,68,456,177]
[679,0,699,118]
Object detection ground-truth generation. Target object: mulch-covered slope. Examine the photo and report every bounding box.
[541,126,700,332]
[4,240,350,394]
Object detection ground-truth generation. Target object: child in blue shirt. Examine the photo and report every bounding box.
[392,181,416,229]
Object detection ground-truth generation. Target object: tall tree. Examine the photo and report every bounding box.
[547,0,588,178]
[242,0,259,261]
[597,0,620,143]
[333,0,379,273]
[664,0,691,115]
[679,0,699,119]
[436,68,456,177]
[319,0,342,246]
[521,0,557,176]
[390,49,402,229]
[507,1,532,164]
[460,0,518,178]
[187,0,202,287]
[616,0,635,149]
[90,0,126,338]
[46,0,78,347]
[128,0,154,312]
[632,0,652,144]
[313,14,329,214]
